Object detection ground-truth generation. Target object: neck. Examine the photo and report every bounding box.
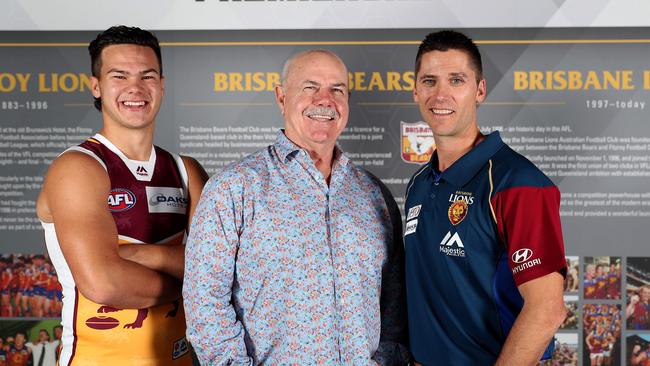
[434,128,484,172]
[306,147,335,184]
[99,124,154,161]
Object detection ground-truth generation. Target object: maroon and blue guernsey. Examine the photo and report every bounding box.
[404,131,566,365]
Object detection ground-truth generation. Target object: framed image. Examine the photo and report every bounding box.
[560,301,578,330]
[583,256,621,300]
[583,304,621,366]
[539,333,578,366]
[626,257,650,330]
[627,334,650,366]
[0,319,62,366]
[1,254,62,318]
[564,256,579,293]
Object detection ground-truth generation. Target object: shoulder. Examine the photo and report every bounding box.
[38,150,110,221]
[200,148,270,198]
[490,144,555,191]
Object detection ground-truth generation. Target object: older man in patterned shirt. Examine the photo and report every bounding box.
[183,49,409,365]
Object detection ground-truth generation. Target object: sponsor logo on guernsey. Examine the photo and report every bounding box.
[511,248,541,274]
[439,231,465,257]
[108,189,136,212]
[404,219,418,236]
[407,204,422,221]
[172,336,189,359]
[136,166,149,177]
[146,187,188,214]
[448,199,468,225]
[400,121,435,164]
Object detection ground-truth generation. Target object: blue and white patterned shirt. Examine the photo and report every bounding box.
[183,131,409,365]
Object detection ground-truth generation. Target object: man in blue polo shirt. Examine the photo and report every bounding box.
[404,30,567,365]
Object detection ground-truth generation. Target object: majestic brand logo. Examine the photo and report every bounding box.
[407,204,422,221]
[439,231,465,257]
[512,248,533,263]
[401,121,434,164]
[107,189,136,212]
[448,200,468,225]
[136,166,148,176]
[146,187,187,214]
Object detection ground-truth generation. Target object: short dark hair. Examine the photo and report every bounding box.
[88,25,162,111]
[415,30,483,82]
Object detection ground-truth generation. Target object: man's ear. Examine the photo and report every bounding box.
[476,78,487,104]
[91,76,101,99]
[275,85,286,115]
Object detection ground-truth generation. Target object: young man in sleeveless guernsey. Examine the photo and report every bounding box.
[36,26,208,366]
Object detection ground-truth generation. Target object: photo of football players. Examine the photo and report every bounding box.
[564,256,579,293]
[582,304,621,366]
[627,257,650,330]
[560,302,578,330]
[538,333,578,366]
[0,255,62,318]
[584,257,621,300]
[0,320,61,366]
[628,334,650,366]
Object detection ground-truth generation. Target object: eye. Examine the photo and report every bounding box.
[142,75,156,80]
[421,78,435,86]
[332,87,346,95]
[111,75,126,80]
[450,77,464,85]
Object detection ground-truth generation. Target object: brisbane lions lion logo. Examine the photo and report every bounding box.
[448,200,468,225]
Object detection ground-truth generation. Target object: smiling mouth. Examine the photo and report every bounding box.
[121,101,147,108]
[430,108,454,116]
[303,106,339,122]
[307,114,335,122]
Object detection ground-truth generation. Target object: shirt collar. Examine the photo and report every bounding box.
[273,130,349,167]
[429,131,504,187]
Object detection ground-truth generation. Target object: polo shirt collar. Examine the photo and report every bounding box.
[273,130,349,167]
[429,131,504,187]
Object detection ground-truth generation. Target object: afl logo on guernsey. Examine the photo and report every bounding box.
[108,189,136,212]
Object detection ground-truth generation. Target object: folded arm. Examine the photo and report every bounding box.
[37,152,181,308]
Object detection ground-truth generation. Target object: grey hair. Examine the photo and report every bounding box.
[280,49,348,85]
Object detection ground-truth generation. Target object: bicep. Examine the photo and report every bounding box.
[517,271,565,305]
[43,154,120,289]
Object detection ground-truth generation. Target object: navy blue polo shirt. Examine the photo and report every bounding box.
[404,131,566,365]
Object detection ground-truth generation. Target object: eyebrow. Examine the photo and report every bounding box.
[419,72,468,80]
[106,68,160,75]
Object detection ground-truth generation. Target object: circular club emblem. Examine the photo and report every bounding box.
[512,248,533,263]
[448,199,468,225]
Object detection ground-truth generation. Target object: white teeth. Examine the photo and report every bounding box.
[431,108,453,115]
[309,115,333,120]
[123,101,146,107]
